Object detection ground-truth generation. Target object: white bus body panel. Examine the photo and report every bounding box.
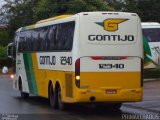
[77,12,143,72]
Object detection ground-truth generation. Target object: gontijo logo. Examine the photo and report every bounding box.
[96,19,128,32]
[88,18,135,42]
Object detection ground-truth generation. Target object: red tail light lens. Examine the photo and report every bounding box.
[75,58,80,88]
[119,56,127,60]
[91,56,127,60]
[75,58,80,76]
[91,56,104,60]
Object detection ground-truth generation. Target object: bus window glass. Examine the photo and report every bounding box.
[56,24,63,50]
[143,28,160,42]
[32,30,39,51]
[26,31,32,51]
[65,22,75,50]
[40,27,48,51]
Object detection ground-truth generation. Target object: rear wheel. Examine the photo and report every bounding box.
[57,86,68,110]
[49,84,58,109]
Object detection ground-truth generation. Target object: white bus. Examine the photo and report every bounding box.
[8,12,143,110]
[142,22,160,68]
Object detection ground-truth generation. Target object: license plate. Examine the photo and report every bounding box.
[106,90,117,94]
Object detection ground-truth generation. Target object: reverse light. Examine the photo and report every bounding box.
[76,76,80,80]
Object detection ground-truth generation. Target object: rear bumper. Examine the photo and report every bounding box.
[74,88,143,103]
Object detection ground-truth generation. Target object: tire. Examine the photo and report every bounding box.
[19,80,29,99]
[57,86,68,110]
[49,84,58,109]
[21,91,29,99]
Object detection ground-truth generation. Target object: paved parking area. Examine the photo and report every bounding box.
[124,80,160,113]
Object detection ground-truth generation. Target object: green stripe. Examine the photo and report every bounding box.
[143,36,152,64]
[23,53,38,95]
[95,22,104,27]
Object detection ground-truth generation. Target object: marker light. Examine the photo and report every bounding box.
[10,74,14,79]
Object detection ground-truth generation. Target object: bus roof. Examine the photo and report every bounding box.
[16,15,73,32]
[36,15,73,24]
[141,22,160,29]
[141,22,160,26]
[16,12,138,32]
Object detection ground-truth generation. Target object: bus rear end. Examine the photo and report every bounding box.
[74,12,143,103]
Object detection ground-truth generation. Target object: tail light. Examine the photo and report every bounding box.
[75,58,80,88]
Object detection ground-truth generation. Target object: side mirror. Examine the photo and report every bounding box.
[7,42,16,59]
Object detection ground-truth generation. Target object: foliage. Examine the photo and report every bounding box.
[1,0,113,40]
[106,0,160,22]
[0,46,7,59]
[0,46,12,68]
[1,0,39,39]
[0,30,10,46]
[34,0,113,21]
[106,0,124,11]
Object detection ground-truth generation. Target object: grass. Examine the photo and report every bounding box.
[143,68,160,79]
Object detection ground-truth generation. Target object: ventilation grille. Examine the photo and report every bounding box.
[65,74,73,98]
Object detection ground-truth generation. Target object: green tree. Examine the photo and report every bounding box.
[1,0,39,39]
[0,30,10,46]
[0,46,7,59]
[109,0,160,22]
[0,45,12,68]
[106,0,124,11]
[1,0,113,40]
[34,0,114,21]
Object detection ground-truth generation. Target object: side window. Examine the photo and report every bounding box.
[17,21,75,52]
[32,30,38,51]
[30,32,33,51]
[56,24,63,50]
[40,27,48,51]
[48,25,57,51]
[53,22,75,50]
[64,22,75,50]
[26,31,31,51]
[19,31,26,52]
[18,31,32,52]
[60,23,68,50]
[18,40,22,52]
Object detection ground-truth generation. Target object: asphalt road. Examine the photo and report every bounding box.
[0,74,160,120]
